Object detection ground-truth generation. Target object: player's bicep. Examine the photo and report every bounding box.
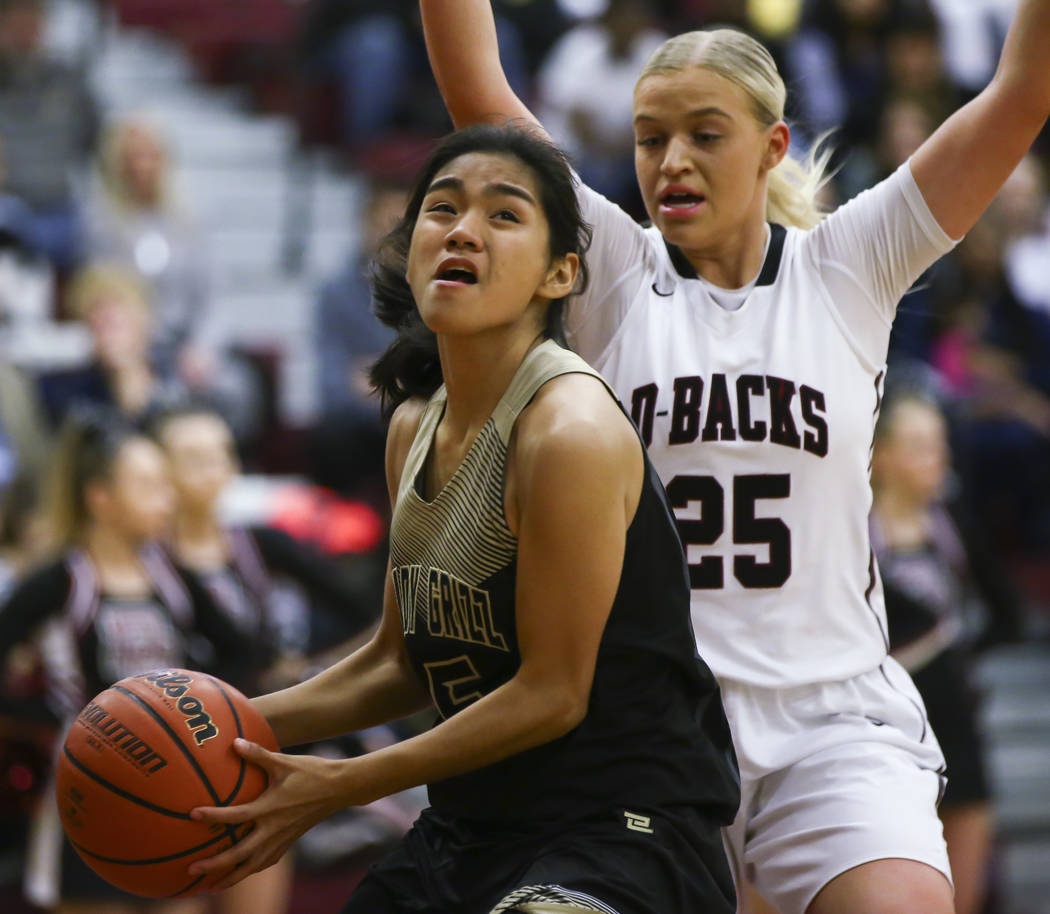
[911,82,1046,241]
[512,398,639,706]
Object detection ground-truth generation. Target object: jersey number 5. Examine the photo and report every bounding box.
[423,655,484,718]
[667,473,791,589]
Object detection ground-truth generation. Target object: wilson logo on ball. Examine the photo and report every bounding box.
[78,701,168,774]
[141,671,219,746]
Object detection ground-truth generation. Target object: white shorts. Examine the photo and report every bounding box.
[721,657,952,914]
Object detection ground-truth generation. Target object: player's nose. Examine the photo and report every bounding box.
[660,135,694,176]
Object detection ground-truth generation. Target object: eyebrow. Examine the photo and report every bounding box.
[425,175,537,205]
[634,106,734,124]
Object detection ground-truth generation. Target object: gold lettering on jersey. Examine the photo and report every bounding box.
[391,564,508,651]
[623,810,655,834]
[426,567,508,651]
[392,564,423,634]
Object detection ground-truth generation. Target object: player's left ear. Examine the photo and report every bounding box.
[538,252,579,301]
[761,121,791,173]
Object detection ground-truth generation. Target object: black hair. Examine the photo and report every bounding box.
[44,405,143,547]
[368,123,592,418]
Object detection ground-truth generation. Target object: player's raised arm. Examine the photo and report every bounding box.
[911,0,1050,240]
[420,0,545,134]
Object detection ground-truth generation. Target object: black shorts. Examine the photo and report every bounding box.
[60,833,145,903]
[913,648,991,807]
[340,804,735,914]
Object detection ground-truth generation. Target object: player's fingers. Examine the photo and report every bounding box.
[190,802,257,825]
[256,847,286,873]
[232,737,279,769]
[207,858,257,892]
[188,839,250,878]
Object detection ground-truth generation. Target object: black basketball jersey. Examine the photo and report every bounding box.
[389,340,739,824]
[0,547,239,723]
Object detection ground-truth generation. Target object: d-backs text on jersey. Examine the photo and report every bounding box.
[630,372,828,456]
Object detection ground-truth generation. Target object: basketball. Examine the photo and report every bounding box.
[55,668,278,898]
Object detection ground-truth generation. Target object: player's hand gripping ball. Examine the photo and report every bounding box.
[55,669,278,898]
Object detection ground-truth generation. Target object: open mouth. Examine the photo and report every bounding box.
[660,191,705,209]
[436,267,478,284]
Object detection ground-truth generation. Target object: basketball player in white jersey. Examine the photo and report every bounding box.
[419,1,1050,912]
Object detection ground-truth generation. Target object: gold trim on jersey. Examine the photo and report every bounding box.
[390,341,604,642]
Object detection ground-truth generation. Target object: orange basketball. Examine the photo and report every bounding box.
[55,668,278,898]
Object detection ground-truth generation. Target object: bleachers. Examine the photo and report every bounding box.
[90,19,361,428]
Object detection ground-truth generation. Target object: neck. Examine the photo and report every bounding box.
[873,487,927,524]
[173,506,222,544]
[674,175,773,288]
[436,325,543,438]
[83,523,141,570]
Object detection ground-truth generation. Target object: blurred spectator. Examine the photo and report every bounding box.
[0,358,49,492]
[153,402,385,914]
[836,92,934,206]
[0,408,241,912]
[0,0,99,269]
[786,0,935,149]
[537,0,666,214]
[882,6,957,124]
[38,262,267,455]
[297,2,528,158]
[998,154,1050,325]
[36,263,186,429]
[495,0,573,74]
[871,390,1023,914]
[0,474,44,600]
[311,176,404,498]
[925,0,1015,98]
[926,208,1050,555]
[86,116,211,383]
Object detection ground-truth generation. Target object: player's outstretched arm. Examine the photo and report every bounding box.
[420,0,546,135]
[188,377,643,888]
[911,0,1050,240]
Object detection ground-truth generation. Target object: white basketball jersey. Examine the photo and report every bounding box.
[566,162,956,688]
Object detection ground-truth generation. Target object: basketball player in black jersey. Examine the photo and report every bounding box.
[0,409,242,914]
[187,124,739,914]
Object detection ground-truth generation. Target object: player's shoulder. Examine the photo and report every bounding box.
[3,556,74,614]
[385,397,429,497]
[516,371,637,470]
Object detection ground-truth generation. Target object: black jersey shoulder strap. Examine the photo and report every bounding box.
[139,544,194,629]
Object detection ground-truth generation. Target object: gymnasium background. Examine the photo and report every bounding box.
[0,0,1047,911]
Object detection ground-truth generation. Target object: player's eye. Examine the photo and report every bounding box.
[493,208,520,222]
[427,201,456,215]
[636,135,663,148]
[694,132,721,144]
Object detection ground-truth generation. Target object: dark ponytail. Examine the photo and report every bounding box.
[42,406,140,549]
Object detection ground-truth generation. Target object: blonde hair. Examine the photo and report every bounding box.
[638,28,833,230]
[97,116,173,212]
[66,262,152,321]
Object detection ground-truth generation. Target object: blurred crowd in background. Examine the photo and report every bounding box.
[0,0,1047,912]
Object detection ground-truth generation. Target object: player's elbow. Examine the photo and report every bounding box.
[536,685,590,742]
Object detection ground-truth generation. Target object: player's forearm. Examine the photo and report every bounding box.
[252,638,429,748]
[419,0,536,129]
[994,0,1050,120]
[328,673,586,807]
